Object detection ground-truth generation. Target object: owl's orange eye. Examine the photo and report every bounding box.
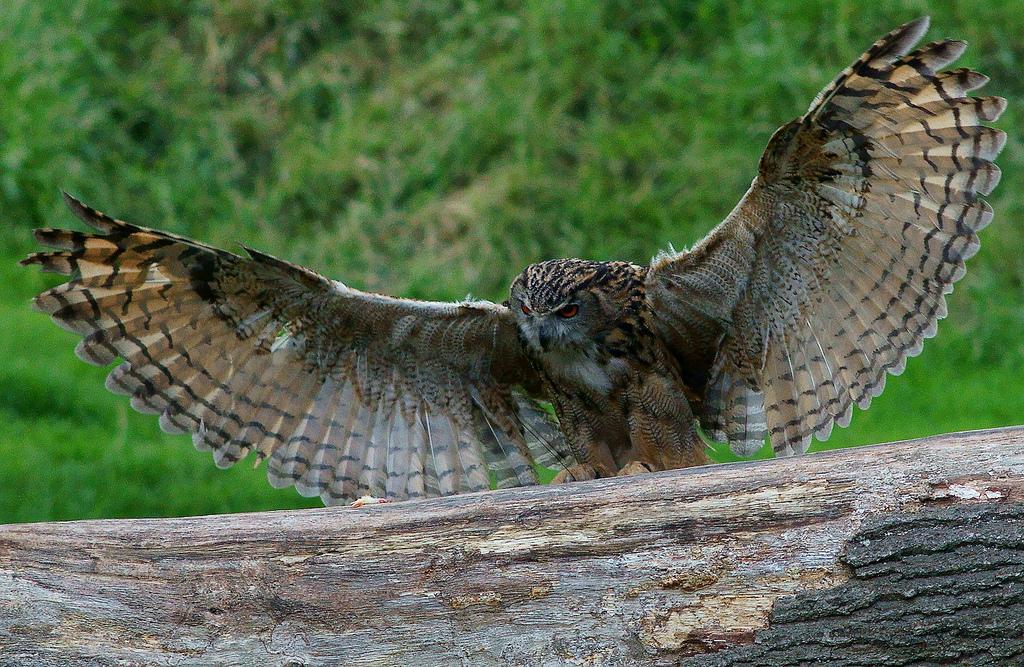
[557,304,579,318]
[521,304,532,315]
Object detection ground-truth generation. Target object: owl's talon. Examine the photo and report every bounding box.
[617,461,656,477]
[350,495,390,508]
[551,464,600,484]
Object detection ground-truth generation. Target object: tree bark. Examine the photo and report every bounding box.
[2,427,1023,667]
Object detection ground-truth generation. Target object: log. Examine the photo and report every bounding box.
[2,427,1023,666]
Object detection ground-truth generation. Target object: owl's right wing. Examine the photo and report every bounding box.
[23,195,569,504]
[647,18,1005,456]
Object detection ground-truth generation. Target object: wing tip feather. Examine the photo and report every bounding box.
[62,191,121,233]
[893,16,931,49]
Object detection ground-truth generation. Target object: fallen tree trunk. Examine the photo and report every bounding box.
[2,427,1023,666]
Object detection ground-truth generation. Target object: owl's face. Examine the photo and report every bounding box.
[508,259,639,356]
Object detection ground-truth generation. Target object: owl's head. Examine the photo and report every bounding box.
[507,259,643,355]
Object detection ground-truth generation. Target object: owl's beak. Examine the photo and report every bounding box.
[537,325,554,352]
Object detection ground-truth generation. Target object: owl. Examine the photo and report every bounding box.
[22,18,1005,505]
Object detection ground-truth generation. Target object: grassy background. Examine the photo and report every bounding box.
[1,0,1021,523]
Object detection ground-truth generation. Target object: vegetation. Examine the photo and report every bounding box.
[2,0,1021,522]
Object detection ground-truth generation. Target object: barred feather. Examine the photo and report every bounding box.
[649,17,1005,456]
[22,194,571,504]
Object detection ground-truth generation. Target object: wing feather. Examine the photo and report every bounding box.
[23,194,572,503]
[647,17,1005,455]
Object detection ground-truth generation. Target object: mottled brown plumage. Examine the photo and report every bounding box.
[22,18,1005,504]
[508,259,707,481]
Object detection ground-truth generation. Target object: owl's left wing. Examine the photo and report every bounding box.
[646,18,1005,456]
[23,195,569,504]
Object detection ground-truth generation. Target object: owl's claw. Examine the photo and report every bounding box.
[350,495,390,508]
[551,464,600,484]
[616,461,656,477]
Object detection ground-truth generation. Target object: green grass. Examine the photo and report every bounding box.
[1,0,1022,522]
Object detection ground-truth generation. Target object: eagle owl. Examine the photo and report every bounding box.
[23,18,1005,504]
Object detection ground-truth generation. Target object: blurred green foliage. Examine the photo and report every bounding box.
[1,0,1021,522]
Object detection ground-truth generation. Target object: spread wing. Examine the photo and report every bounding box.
[646,17,1006,456]
[23,195,570,504]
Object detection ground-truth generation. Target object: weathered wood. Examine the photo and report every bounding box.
[685,502,1024,666]
[2,427,1023,667]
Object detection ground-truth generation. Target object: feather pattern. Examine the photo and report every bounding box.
[648,17,1005,455]
[22,194,571,504]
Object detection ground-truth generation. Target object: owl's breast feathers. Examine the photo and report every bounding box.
[518,259,709,472]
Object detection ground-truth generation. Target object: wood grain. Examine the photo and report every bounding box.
[2,427,1023,666]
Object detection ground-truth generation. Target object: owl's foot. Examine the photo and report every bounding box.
[551,464,600,484]
[616,461,656,477]
[350,495,390,508]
